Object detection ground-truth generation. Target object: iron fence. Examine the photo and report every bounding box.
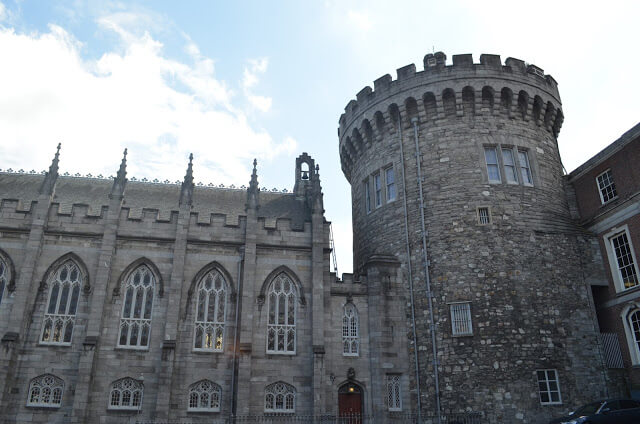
[135,411,482,424]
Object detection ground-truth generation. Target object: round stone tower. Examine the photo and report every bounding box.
[339,53,610,423]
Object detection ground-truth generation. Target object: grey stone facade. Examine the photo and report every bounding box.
[338,52,620,423]
[0,150,412,423]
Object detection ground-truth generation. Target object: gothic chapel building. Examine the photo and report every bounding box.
[0,146,412,423]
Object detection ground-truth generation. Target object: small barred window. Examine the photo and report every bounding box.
[597,169,617,204]
[342,303,359,356]
[266,273,297,354]
[109,378,143,410]
[264,382,295,413]
[27,374,64,408]
[188,380,221,412]
[386,374,402,411]
[41,260,82,345]
[477,207,490,225]
[450,303,473,336]
[118,265,155,349]
[194,270,227,352]
[537,370,561,405]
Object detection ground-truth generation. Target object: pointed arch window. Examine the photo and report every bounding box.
[194,270,227,352]
[343,303,359,356]
[188,380,221,412]
[27,374,64,408]
[266,273,297,354]
[118,265,155,349]
[264,382,296,413]
[108,377,143,410]
[41,260,82,345]
[0,255,8,307]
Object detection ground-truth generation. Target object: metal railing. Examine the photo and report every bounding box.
[601,332,625,368]
[135,411,482,424]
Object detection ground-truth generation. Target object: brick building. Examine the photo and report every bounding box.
[567,122,640,398]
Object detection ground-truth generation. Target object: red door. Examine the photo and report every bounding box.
[338,383,362,423]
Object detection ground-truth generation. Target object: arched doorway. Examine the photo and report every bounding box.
[338,382,363,423]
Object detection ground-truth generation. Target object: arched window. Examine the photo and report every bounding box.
[41,260,82,345]
[264,382,295,413]
[629,310,640,359]
[0,255,8,306]
[266,273,297,354]
[343,303,359,356]
[118,265,155,348]
[188,380,221,412]
[27,374,64,408]
[194,270,227,352]
[108,377,143,410]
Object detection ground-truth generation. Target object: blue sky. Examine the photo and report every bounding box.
[1,0,639,273]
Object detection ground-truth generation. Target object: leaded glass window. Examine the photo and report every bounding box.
[0,256,7,307]
[41,260,81,345]
[342,303,359,356]
[188,380,221,412]
[108,377,143,410]
[386,374,402,411]
[266,273,297,354]
[118,265,155,349]
[264,382,295,413]
[27,374,64,408]
[194,270,227,352]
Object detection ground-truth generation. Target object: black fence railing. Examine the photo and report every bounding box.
[135,411,483,424]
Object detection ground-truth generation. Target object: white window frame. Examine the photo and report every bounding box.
[449,302,473,336]
[108,377,144,411]
[118,265,155,350]
[40,260,82,346]
[188,380,221,412]
[385,167,396,202]
[604,225,640,293]
[622,304,640,365]
[26,374,64,408]
[342,303,359,356]
[536,369,562,405]
[386,374,402,411]
[264,381,296,413]
[266,273,297,355]
[364,179,371,214]
[596,169,618,204]
[501,148,519,184]
[484,147,501,183]
[373,172,382,207]
[518,150,533,186]
[193,270,227,352]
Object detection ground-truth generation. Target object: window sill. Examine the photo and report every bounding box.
[266,351,296,356]
[188,408,221,414]
[115,346,149,352]
[264,411,295,415]
[107,407,142,412]
[452,333,474,338]
[615,284,640,297]
[600,196,619,207]
[39,342,72,347]
[192,348,224,354]
[343,353,359,357]
[26,404,61,409]
[488,180,502,184]
[540,402,562,406]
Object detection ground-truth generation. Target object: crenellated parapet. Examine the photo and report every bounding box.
[338,52,565,182]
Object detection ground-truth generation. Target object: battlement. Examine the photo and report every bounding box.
[338,52,565,183]
[339,52,560,138]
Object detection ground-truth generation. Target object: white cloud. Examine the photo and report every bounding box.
[242,57,272,112]
[0,20,295,185]
[346,10,373,32]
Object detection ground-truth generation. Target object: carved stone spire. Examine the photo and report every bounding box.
[39,143,61,195]
[110,148,128,199]
[246,158,260,210]
[179,153,194,207]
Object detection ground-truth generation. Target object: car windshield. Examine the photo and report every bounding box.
[574,401,605,415]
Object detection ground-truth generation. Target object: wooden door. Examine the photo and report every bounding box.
[338,383,362,423]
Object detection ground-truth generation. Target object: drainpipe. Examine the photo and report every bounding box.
[230,247,245,417]
[396,113,423,423]
[412,117,442,424]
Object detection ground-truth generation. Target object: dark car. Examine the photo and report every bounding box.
[548,399,640,423]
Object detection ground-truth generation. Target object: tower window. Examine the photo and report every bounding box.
[373,173,382,207]
[385,167,396,201]
[450,302,473,336]
[537,370,561,405]
[386,374,402,411]
[596,169,617,204]
[518,150,533,185]
[364,180,371,213]
[484,147,501,182]
[501,148,518,183]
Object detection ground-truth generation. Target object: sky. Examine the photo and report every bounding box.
[0,0,639,274]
